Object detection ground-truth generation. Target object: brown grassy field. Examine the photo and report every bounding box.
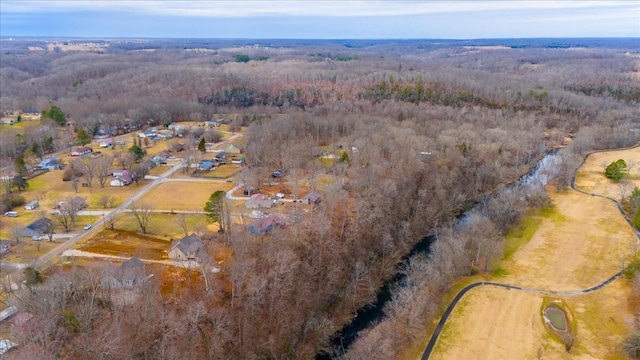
[574,146,640,200]
[136,181,235,211]
[417,147,640,360]
[75,229,170,260]
[110,212,209,240]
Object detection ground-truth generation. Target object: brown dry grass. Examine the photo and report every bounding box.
[136,181,235,211]
[111,212,209,240]
[75,229,170,260]
[574,146,640,200]
[418,147,640,360]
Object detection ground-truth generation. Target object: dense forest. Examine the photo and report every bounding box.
[0,38,639,359]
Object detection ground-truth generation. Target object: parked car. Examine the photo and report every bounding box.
[84,224,92,230]
[32,236,42,241]
[3,211,17,217]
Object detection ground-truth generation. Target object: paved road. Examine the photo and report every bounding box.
[420,273,622,360]
[421,144,640,360]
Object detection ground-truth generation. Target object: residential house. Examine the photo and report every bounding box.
[102,257,146,289]
[151,151,170,165]
[139,129,157,139]
[19,217,53,237]
[302,192,322,205]
[245,194,274,209]
[54,197,87,211]
[70,146,92,157]
[224,143,244,154]
[231,157,246,165]
[0,241,11,257]
[98,139,113,148]
[204,120,220,127]
[168,234,203,262]
[36,157,61,170]
[24,200,39,210]
[215,151,227,164]
[110,170,132,187]
[197,160,215,172]
[249,214,287,235]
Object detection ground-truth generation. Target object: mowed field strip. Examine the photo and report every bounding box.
[135,181,236,211]
[427,146,640,360]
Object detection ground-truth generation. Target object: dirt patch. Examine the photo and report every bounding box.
[75,229,170,260]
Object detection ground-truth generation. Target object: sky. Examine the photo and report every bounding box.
[1,1,639,39]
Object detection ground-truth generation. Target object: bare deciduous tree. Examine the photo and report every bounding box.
[130,201,154,234]
[95,155,113,188]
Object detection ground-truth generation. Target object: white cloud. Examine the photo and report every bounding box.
[3,0,638,18]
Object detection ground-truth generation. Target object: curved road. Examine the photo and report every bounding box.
[421,144,640,360]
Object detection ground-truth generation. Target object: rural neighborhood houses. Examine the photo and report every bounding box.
[169,234,203,262]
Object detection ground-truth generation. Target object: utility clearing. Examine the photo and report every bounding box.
[427,147,640,360]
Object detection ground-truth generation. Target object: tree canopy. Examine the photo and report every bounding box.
[204,190,227,231]
[41,105,66,126]
[605,159,628,182]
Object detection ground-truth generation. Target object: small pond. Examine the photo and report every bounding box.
[544,307,568,332]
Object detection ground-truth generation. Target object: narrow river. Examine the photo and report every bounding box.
[316,152,559,359]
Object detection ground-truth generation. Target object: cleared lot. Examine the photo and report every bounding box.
[135,181,235,211]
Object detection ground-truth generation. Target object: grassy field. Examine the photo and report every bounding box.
[136,182,235,211]
[75,229,171,260]
[112,212,209,240]
[414,147,640,360]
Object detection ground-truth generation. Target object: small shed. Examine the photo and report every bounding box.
[24,200,39,210]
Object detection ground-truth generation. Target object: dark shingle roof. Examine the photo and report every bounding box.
[172,234,203,255]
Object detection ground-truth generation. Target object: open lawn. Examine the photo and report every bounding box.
[1,237,64,264]
[136,181,235,211]
[113,212,209,240]
[419,147,639,360]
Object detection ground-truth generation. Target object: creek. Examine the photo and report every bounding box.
[316,152,559,359]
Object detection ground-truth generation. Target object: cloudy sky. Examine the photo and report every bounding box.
[1,1,638,39]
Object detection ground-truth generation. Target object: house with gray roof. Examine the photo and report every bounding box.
[169,234,203,262]
[19,217,53,237]
[102,257,146,289]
